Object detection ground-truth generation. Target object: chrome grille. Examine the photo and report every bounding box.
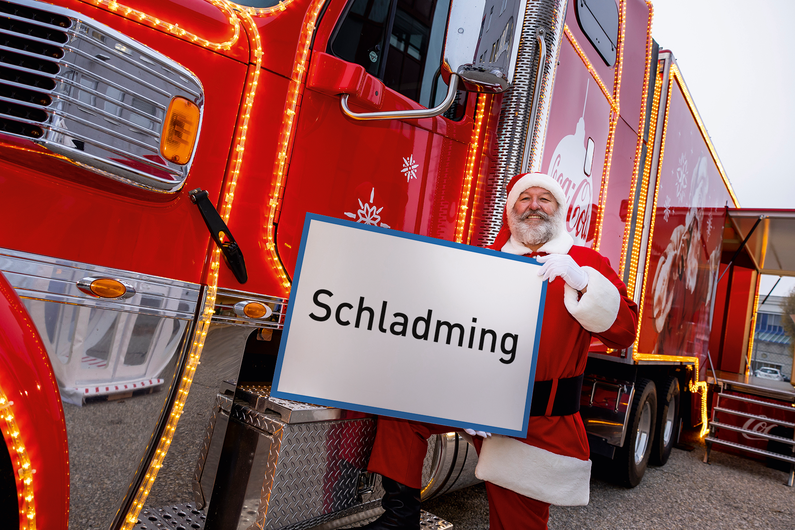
[0,0,203,192]
[470,0,567,247]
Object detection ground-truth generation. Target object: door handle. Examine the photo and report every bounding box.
[306,51,460,121]
[340,74,460,121]
[189,188,248,284]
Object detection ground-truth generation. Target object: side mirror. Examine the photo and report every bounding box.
[444,0,529,93]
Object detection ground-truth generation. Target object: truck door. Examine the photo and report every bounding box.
[275,0,473,275]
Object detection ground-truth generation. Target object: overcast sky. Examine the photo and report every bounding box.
[652,0,795,297]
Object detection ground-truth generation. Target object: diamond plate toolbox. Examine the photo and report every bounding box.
[191,384,386,529]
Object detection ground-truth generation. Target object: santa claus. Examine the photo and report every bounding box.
[363,172,638,529]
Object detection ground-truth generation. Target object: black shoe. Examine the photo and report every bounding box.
[359,476,421,529]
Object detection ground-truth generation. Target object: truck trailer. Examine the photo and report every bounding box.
[1,0,793,528]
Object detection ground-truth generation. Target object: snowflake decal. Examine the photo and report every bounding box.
[344,188,391,228]
[401,154,419,182]
[675,153,688,201]
[706,215,713,238]
[663,195,672,222]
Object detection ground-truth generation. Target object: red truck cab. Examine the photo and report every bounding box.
[2,0,794,527]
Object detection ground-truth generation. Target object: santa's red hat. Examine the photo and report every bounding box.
[491,172,570,252]
[505,172,567,214]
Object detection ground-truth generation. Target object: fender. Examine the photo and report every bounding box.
[0,271,69,529]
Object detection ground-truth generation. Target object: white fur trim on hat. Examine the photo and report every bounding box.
[563,266,621,333]
[506,173,568,213]
[474,435,591,506]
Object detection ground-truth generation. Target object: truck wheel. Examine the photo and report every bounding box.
[650,377,680,466]
[615,378,657,487]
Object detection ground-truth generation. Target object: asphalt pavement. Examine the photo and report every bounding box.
[66,365,795,530]
[423,428,795,529]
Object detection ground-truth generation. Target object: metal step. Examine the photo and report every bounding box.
[705,437,795,464]
[718,379,795,403]
[136,504,205,529]
[710,421,795,445]
[718,392,795,412]
[134,504,454,529]
[713,406,795,428]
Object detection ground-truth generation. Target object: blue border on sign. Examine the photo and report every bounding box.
[272,213,547,438]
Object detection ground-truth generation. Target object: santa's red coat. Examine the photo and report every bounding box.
[368,243,638,500]
[368,173,638,527]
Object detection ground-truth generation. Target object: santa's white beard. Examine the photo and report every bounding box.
[508,207,563,248]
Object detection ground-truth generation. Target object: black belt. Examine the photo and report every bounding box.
[529,374,584,416]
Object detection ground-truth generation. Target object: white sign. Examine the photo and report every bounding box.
[272,214,546,437]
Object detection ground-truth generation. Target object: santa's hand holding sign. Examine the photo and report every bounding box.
[363,173,638,530]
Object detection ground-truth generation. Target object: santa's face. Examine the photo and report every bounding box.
[508,186,561,248]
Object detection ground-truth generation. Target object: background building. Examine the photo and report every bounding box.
[750,294,793,380]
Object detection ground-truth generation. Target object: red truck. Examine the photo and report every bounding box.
[1,0,793,528]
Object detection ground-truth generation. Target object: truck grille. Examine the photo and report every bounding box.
[0,0,203,192]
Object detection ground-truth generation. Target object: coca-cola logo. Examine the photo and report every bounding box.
[548,155,576,204]
[741,416,776,441]
[567,178,592,240]
[548,154,592,241]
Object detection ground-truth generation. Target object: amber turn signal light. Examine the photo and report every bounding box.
[77,277,136,299]
[234,301,273,319]
[245,303,269,319]
[160,97,200,164]
[90,279,127,298]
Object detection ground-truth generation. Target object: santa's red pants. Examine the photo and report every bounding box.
[367,417,550,530]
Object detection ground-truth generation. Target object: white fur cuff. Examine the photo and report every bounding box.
[563,267,621,333]
[475,435,591,506]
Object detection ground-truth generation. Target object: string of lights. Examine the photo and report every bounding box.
[629,64,713,435]
[669,65,740,208]
[563,25,618,115]
[120,5,267,528]
[88,0,241,51]
[619,1,654,279]
[592,0,626,251]
[745,275,761,377]
[456,95,490,244]
[626,63,662,299]
[236,0,297,17]
[264,0,328,294]
[632,66,672,360]
[562,17,620,252]
[0,389,35,529]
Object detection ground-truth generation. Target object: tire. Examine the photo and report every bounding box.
[613,378,657,487]
[650,376,680,466]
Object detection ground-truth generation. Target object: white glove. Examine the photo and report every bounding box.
[464,428,492,438]
[536,254,588,291]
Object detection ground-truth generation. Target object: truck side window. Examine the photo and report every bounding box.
[575,0,619,67]
[331,0,392,78]
[330,0,466,119]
